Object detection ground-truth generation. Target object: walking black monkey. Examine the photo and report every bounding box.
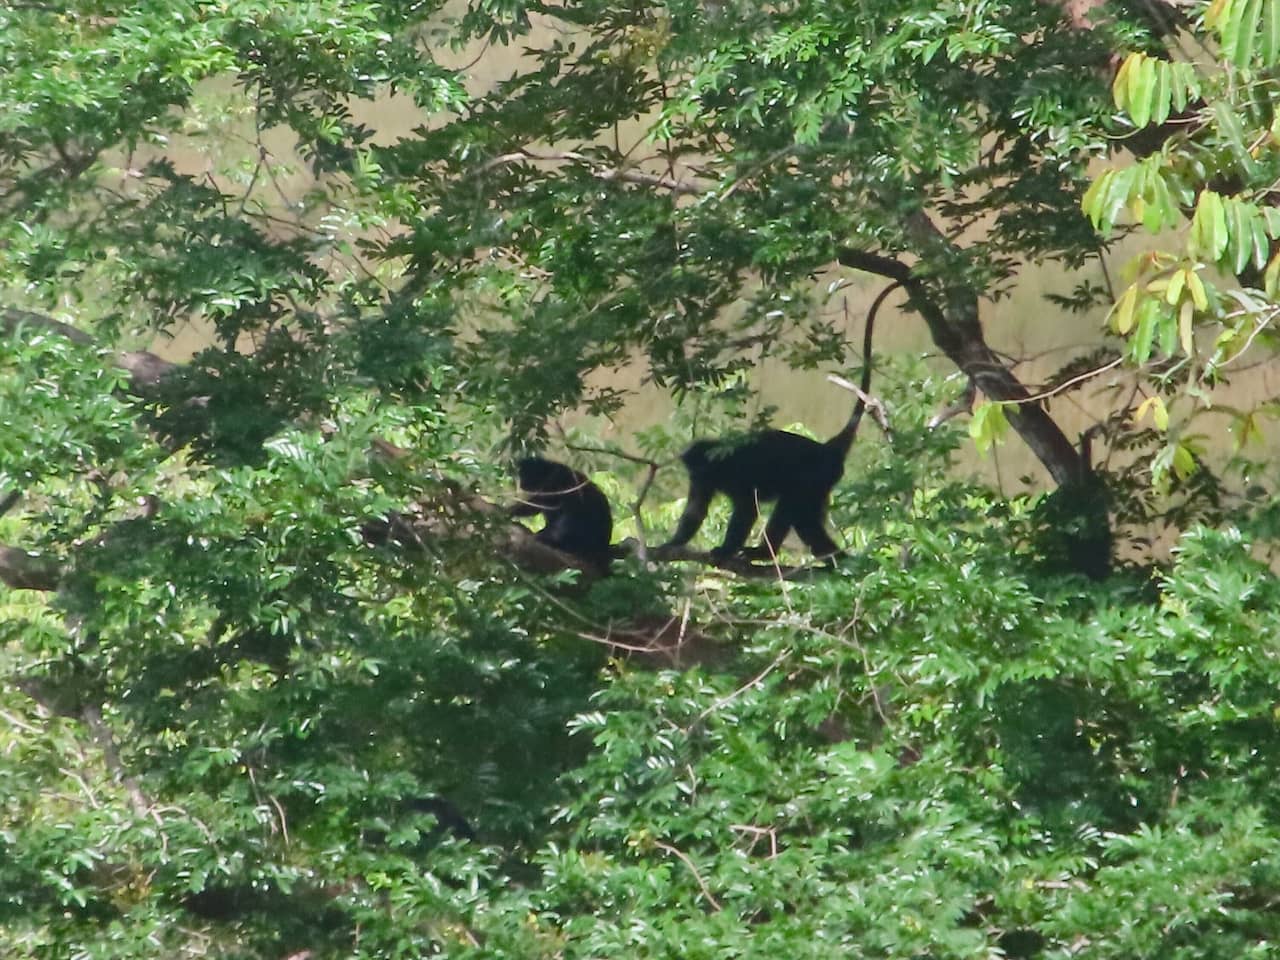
[659,283,892,563]
[513,456,614,570]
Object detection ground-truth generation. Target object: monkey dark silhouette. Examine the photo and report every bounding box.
[1033,425,1113,580]
[659,284,890,563]
[513,456,613,569]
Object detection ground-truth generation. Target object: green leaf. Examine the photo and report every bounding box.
[1265,0,1280,65]
[1214,99,1258,178]
[1151,57,1172,125]
[1191,190,1230,261]
[1250,210,1270,269]
[1227,198,1258,275]
[1233,0,1262,66]
[1130,296,1162,363]
[1128,54,1158,127]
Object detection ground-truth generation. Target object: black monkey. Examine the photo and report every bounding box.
[513,456,614,569]
[1033,424,1113,580]
[659,283,891,563]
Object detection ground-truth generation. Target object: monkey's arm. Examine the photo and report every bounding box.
[659,485,711,548]
[510,501,543,518]
[757,503,794,556]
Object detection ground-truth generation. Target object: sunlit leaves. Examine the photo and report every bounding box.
[1090,5,1280,475]
[1206,0,1280,67]
[1081,156,1181,235]
[969,400,1010,454]
[1111,53,1201,128]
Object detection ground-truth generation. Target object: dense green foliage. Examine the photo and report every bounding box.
[4,1,1280,958]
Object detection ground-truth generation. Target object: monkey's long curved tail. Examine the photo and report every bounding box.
[828,279,900,458]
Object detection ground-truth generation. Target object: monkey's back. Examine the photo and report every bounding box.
[682,430,843,502]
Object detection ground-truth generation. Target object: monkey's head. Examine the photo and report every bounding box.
[515,455,556,490]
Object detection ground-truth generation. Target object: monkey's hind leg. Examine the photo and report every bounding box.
[790,498,842,561]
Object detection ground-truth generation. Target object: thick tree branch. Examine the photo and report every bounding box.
[2,308,179,393]
[0,547,60,591]
[837,224,1082,486]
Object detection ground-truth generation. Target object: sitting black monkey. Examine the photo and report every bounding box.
[513,456,614,570]
[659,284,889,563]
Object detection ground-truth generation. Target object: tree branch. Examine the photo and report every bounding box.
[478,149,711,196]
[0,547,60,591]
[837,223,1082,486]
[2,307,179,393]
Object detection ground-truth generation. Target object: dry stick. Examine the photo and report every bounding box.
[562,440,667,470]
[753,490,795,611]
[825,374,892,437]
[630,461,660,560]
[576,631,679,656]
[653,841,722,912]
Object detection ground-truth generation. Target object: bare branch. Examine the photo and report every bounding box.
[837,231,1082,485]
[478,149,710,196]
[81,705,150,818]
[826,374,892,438]
[928,378,976,430]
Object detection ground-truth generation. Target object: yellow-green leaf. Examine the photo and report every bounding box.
[1192,190,1230,261]
[1135,394,1170,431]
[1171,442,1197,479]
[1231,411,1265,448]
[1185,269,1209,311]
[1164,268,1186,305]
[1110,283,1139,334]
[1081,170,1111,228]
[1178,299,1195,355]
[969,401,1010,455]
[1112,53,1136,108]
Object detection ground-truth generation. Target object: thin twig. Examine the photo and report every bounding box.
[1018,357,1124,404]
[690,647,791,730]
